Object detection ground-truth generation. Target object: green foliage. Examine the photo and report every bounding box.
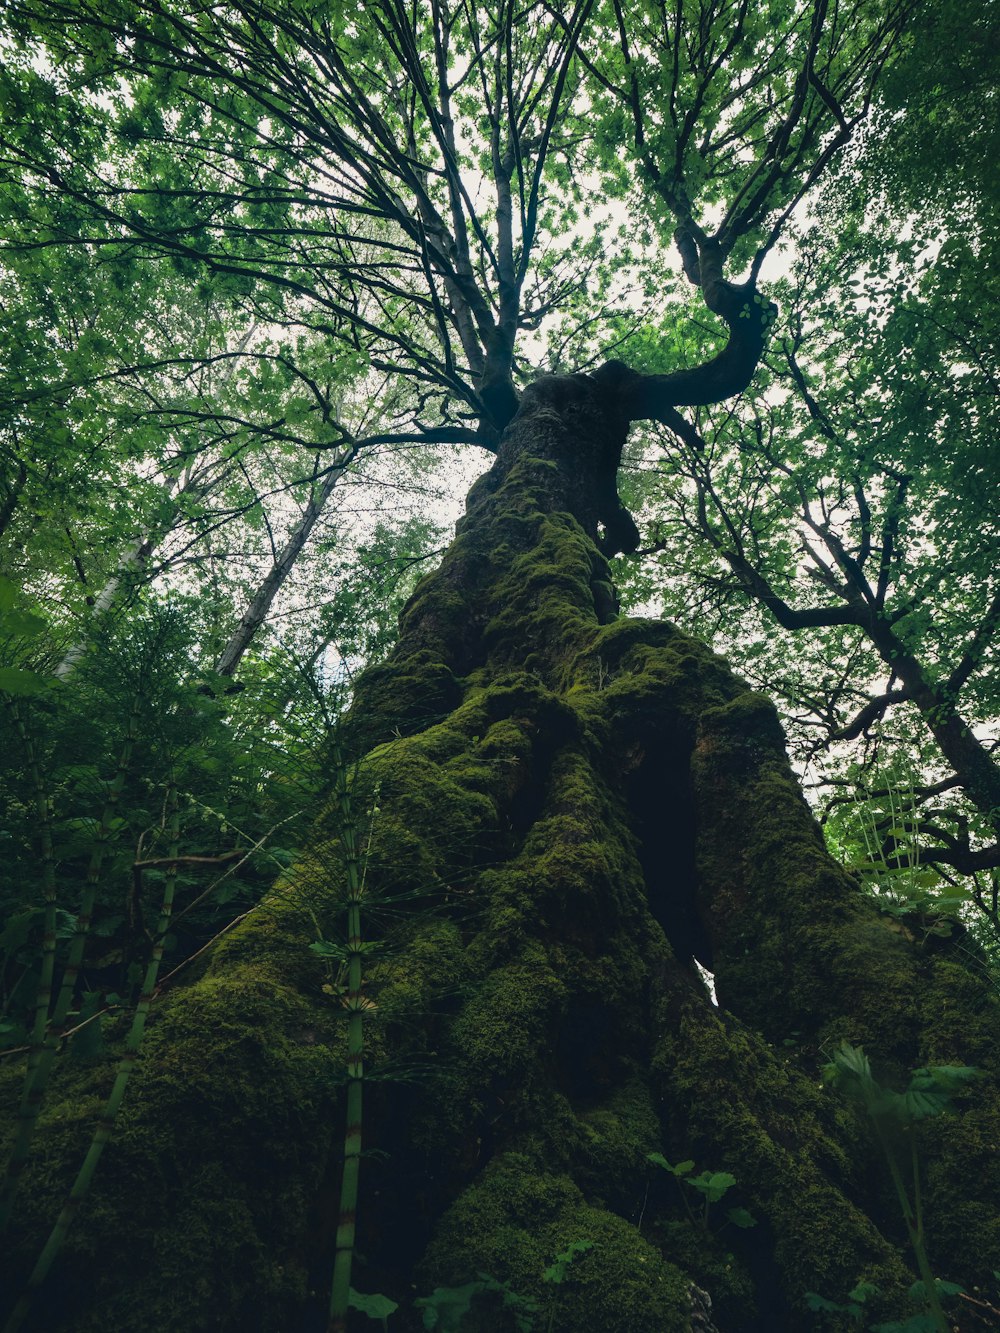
[348,1287,399,1329]
[647,1153,756,1232]
[415,1273,538,1333]
[806,1277,968,1333]
[822,1043,979,1333]
[541,1239,595,1286]
[0,599,363,1328]
[823,1043,979,1129]
[805,1279,879,1325]
[0,2,996,1330]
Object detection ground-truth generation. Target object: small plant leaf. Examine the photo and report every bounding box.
[647,1151,692,1175]
[415,1281,486,1331]
[349,1288,399,1321]
[0,666,50,695]
[688,1170,736,1202]
[543,1238,595,1283]
[805,1292,850,1314]
[726,1206,757,1228]
[848,1280,879,1303]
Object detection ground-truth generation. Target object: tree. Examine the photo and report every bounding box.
[3,3,1000,1332]
[627,215,1000,862]
[612,4,1000,915]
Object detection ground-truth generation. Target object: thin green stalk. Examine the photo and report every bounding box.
[874,1123,949,1333]
[328,743,370,1333]
[0,703,141,1233]
[0,706,58,1232]
[3,785,181,1333]
[907,1134,949,1333]
[49,699,141,1038]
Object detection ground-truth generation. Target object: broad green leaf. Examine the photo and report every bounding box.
[348,1288,399,1320]
[415,1281,486,1332]
[0,609,47,637]
[0,666,50,695]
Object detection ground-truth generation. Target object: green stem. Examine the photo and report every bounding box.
[0,703,141,1234]
[3,785,181,1333]
[907,1135,949,1333]
[0,706,58,1232]
[49,701,141,1037]
[876,1125,948,1333]
[328,740,368,1333]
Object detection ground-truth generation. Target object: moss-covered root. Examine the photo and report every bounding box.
[650,981,915,1328]
[688,690,926,1053]
[0,897,345,1333]
[592,636,1000,1302]
[418,1155,694,1332]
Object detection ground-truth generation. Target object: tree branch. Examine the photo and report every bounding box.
[831,688,909,741]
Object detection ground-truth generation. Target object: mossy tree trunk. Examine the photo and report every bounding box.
[3,371,999,1332]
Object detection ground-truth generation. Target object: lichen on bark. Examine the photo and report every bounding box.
[3,371,1000,1332]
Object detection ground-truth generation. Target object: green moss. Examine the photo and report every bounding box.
[653,1219,757,1331]
[419,1155,693,1332]
[481,516,606,678]
[0,884,346,1332]
[346,650,462,752]
[451,944,568,1077]
[574,1080,662,1206]
[10,419,1000,1331]
[650,986,915,1323]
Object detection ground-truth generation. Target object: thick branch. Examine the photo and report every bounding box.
[882,842,1000,875]
[611,244,777,420]
[949,589,1000,697]
[831,688,909,741]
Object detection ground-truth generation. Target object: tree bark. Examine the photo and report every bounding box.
[3,376,999,1333]
[214,458,349,679]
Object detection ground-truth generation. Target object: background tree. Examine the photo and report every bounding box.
[615,0,1000,946]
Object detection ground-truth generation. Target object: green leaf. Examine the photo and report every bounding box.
[726,1207,757,1228]
[647,1152,693,1175]
[0,666,51,695]
[0,608,48,637]
[415,1281,486,1331]
[805,1292,849,1314]
[349,1288,399,1321]
[0,909,36,955]
[688,1170,736,1202]
[543,1238,595,1283]
[848,1280,879,1303]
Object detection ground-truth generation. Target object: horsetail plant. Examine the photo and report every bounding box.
[309,732,380,1333]
[0,694,142,1233]
[47,692,142,1041]
[3,784,182,1333]
[0,703,58,1232]
[823,1042,979,1333]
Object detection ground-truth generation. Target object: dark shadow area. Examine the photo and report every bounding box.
[624,745,713,974]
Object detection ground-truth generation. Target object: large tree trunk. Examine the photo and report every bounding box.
[3,373,999,1332]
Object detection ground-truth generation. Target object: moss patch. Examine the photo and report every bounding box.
[419,1155,693,1332]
